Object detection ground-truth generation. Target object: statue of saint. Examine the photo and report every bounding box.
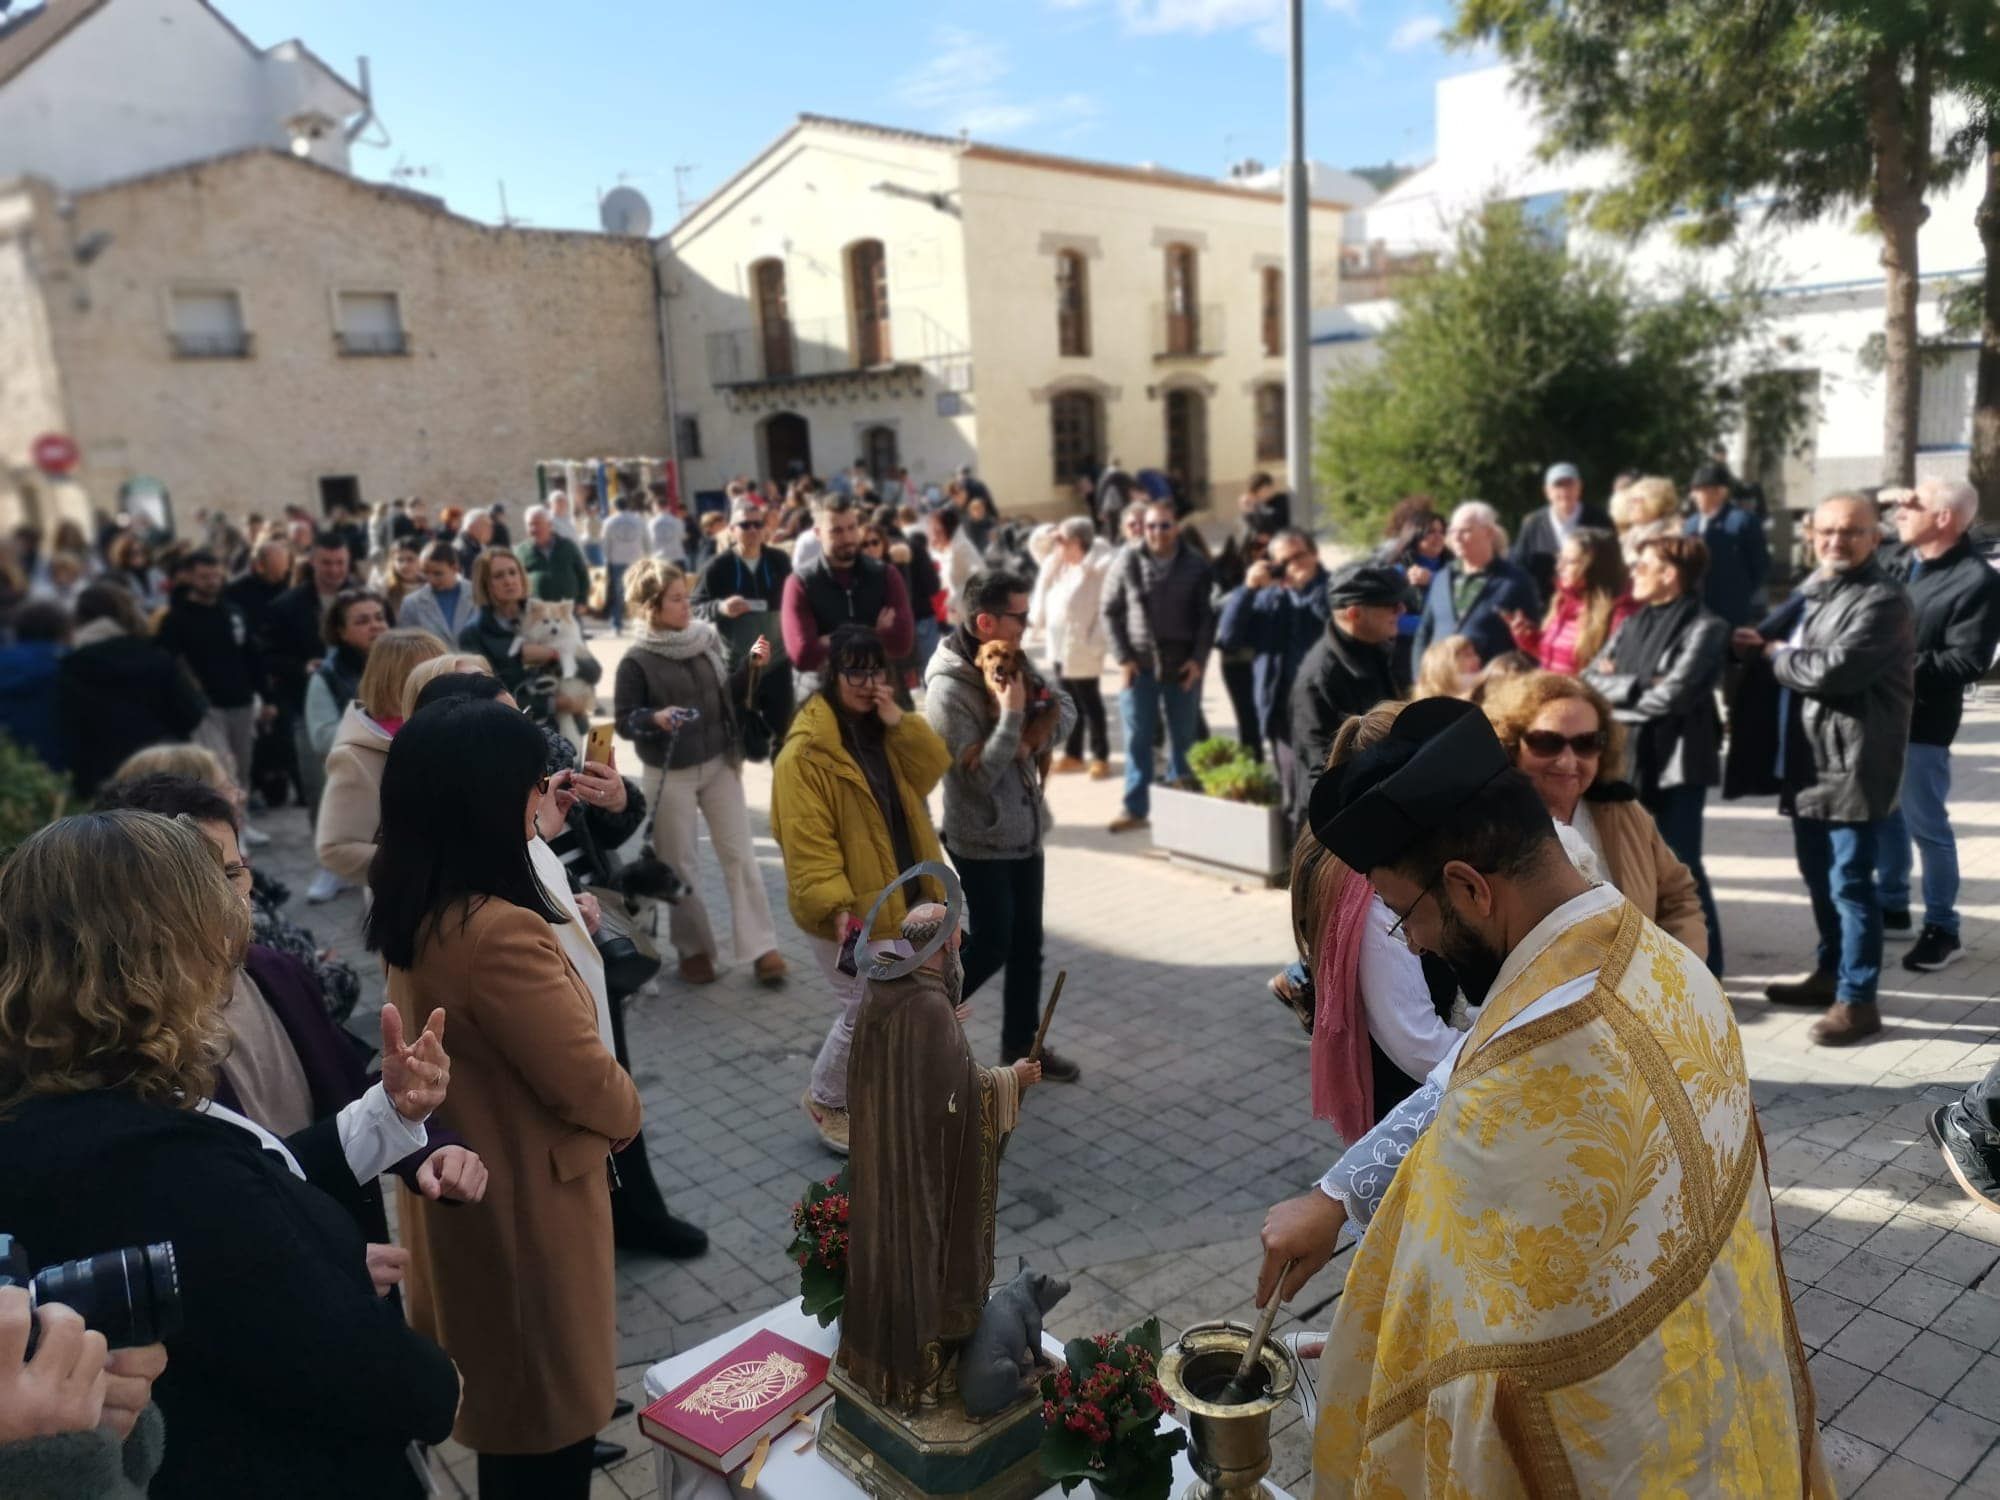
[836,900,1041,1413]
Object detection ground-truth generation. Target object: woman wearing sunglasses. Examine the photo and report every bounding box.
[1481,670,1709,961]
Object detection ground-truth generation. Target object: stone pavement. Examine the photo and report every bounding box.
[257,649,2000,1498]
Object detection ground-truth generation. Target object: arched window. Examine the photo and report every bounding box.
[1255,382,1285,462]
[847,239,891,366]
[751,257,793,378]
[1050,391,1102,484]
[1056,250,1090,357]
[1163,243,1200,355]
[1261,266,1283,357]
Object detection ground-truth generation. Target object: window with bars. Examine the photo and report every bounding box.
[1050,391,1101,483]
[1255,383,1286,462]
[848,240,891,366]
[752,258,793,378]
[335,291,407,355]
[1056,250,1090,357]
[168,288,250,358]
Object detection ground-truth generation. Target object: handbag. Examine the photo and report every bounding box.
[591,895,662,994]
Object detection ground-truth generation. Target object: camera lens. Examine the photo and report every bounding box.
[32,1242,181,1349]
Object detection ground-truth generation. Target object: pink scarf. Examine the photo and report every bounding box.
[1310,867,1378,1141]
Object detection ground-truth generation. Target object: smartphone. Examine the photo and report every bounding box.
[666,706,702,728]
[585,720,616,767]
[835,918,863,977]
[739,597,768,611]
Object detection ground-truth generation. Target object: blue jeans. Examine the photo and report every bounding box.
[1643,784,1724,976]
[1876,743,1957,934]
[1791,818,1882,1004]
[606,561,627,630]
[1118,667,1198,818]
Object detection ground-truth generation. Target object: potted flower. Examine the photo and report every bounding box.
[786,1165,850,1326]
[1148,737,1288,885]
[1038,1317,1186,1500]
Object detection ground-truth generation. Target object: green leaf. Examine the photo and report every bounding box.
[1064,1336,1104,1379]
[1038,1425,1097,1480]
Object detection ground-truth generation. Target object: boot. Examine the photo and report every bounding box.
[678,953,717,985]
[753,950,788,987]
[1765,968,1836,1007]
[1808,1001,1882,1047]
[611,1127,710,1258]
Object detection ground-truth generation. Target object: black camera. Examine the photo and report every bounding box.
[0,1233,182,1358]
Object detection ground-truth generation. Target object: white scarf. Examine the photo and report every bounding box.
[627,618,729,688]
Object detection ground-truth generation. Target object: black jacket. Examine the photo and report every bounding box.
[1287,624,1400,814]
[265,584,338,714]
[1101,541,1217,676]
[55,632,207,794]
[0,1090,458,1500]
[1511,503,1614,597]
[1584,606,1729,793]
[1897,537,2000,746]
[155,592,260,707]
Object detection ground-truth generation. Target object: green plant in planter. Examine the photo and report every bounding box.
[1186,737,1248,776]
[0,734,69,859]
[1038,1317,1185,1499]
[1198,759,1281,807]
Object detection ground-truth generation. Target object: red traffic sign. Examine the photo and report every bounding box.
[31,432,79,475]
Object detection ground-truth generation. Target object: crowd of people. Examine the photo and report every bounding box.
[2,448,1998,1495]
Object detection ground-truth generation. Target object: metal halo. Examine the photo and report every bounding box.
[860,860,963,981]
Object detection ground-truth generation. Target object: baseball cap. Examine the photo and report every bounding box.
[1544,462,1581,486]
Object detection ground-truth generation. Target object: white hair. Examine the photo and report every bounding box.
[1449,500,1507,547]
[1916,477,1978,529]
[524,505,552,526]
[1057,516,1095,547]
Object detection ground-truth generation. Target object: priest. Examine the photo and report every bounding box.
[838,897,1041,1413]
[1257,698,1829,1497]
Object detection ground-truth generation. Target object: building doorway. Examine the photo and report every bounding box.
[860,424,899,482]
[760,412,813,483]
[1163,389,1208,510]
[318,474,361,516]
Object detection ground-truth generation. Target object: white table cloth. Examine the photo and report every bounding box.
[642,1301,1296,1499]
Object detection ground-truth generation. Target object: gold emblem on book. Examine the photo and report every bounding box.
[677,1353,808,1419]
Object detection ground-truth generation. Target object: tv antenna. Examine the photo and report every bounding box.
[673,162,700,217]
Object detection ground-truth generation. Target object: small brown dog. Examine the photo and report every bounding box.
[972,639,1061,783]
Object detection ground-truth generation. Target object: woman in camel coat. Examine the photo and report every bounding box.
[366,696,641,1500]
[313,630,445,882]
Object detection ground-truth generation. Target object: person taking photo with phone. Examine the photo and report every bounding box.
[771,626,953,1154]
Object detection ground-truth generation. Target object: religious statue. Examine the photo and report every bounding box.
[836,895,1041,1414]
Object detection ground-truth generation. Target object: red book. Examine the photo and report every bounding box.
[639,1330,833,1474]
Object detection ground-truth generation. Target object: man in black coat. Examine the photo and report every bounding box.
[1511,462,1613,598]
[1876,479,2000,972]
[156,549,267,796]
[1287,562,1414,822]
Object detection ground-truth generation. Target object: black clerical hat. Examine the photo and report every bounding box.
[1324,560,1419,613]
[1307,698,1511,871]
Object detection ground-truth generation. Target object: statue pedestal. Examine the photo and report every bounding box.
[819,1362,1049,1500]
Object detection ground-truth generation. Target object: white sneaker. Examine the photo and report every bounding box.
[239,824,272,848]
[305,869,348,903]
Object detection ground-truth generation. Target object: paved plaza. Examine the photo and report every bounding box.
[265,654,2000,1499]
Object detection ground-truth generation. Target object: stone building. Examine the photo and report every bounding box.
[661,115,1345,517]
[0,149,668,530]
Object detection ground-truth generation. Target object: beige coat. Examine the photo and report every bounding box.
[391,898,642,1455]
[314,705,391,882]
[1588,797,1709,962]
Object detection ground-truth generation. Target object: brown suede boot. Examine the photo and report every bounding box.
[678,953,717,985]
[1809,1001,1882,1047]
[753,950,788,987]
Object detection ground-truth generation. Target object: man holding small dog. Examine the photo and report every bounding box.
[925,570,1082,1083]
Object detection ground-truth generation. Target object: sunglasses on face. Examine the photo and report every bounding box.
[1520,729,1606,758]
[734,518,764,530]
[1144,522,1176,533]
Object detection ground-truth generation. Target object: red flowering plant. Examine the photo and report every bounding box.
[1037,1317,1185,1499]
[786,1165,850,1326]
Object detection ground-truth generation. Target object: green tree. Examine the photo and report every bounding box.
[1455,0,1988,489]
[1313,204,1796,540]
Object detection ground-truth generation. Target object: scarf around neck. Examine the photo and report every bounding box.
[1310,864,1380,1141]
[629,618,730,687]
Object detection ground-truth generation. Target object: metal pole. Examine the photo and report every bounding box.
[1283,0,1314,533]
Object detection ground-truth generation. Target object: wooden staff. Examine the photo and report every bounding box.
[996,970,1065,1163]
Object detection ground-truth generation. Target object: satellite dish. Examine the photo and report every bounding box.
[600,186,654,237]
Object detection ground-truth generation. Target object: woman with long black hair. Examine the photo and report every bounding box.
[366,697,640,1500]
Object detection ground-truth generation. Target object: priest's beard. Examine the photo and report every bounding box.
[940,945,965,1008]
[1435,896,1505,1009]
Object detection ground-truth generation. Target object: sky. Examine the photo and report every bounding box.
[222,0,1497,233]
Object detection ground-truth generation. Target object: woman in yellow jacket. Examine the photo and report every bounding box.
[771,625,952,1154]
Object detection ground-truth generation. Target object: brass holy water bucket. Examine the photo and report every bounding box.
[1155,1319,1298,1500]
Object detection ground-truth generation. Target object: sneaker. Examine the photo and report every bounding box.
[1004,1046,1081,1083]
[802,1090,851,1155]
[305,868,348,904]
[1764,969,1836,1007]
[1107,814,1150,834]
[1808,1001,1882,1047]
[239,823,272,848]
[1904,925,1962,972]
[1927,1104,2000,1214]
[1088,760,1111,780]
[1052,755,1086,774]
[1882,907,1913,933]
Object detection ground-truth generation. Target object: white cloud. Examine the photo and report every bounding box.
[1388,14,1444,51]
[1115,0,1281,36]
[897,31,1101,141]
[897,28,1010,112]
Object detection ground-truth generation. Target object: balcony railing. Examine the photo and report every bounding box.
[336,329,409,356]
[705,311,970,389]
[1152,302,1225,359]
[171,330,252,359]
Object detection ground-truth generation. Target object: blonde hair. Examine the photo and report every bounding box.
[1611,476,1679,529]
[113,742,229,795]
[0,811,247,1111]
[1414,634,1475,701]
[356,629,446,721]
[399,653,494,719]
[1480,669,1627,784]
[624,557,686,615]
[470,546,525,608]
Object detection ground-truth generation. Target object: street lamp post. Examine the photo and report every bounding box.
[1283,0,1314,534]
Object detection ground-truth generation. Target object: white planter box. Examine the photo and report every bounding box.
[1148,783,1288,885]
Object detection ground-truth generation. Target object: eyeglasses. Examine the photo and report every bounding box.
[838,668,888,687]
[993,609,1030,623]
[862,536,886,548]
[734,518,764,530]
[1386,872,1439,944]
[1813,527,1875,542]
[1519,729,1607,758]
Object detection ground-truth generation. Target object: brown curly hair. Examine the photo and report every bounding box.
[1479,670,1627,784]
[0,811,247,1112]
